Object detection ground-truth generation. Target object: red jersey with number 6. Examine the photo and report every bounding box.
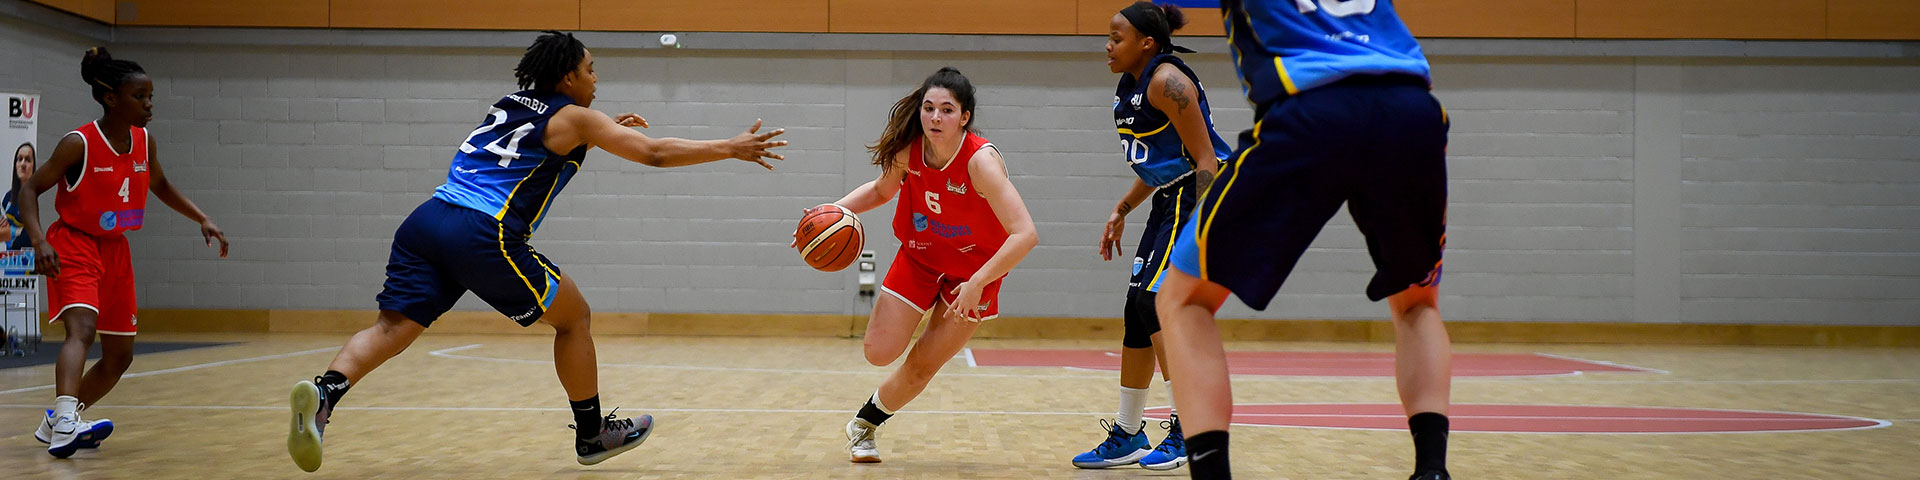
[891,132,1009,278]
[57,121,150,237]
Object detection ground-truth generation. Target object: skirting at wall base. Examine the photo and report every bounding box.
[37,310,1916,347]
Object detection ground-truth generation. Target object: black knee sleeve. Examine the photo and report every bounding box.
[1123,291,1162,348]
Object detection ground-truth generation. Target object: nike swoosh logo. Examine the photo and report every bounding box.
[1191,449,1217,461]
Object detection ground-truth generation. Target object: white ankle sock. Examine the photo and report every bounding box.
[1117,386,1148,433]
[53,396,79,421]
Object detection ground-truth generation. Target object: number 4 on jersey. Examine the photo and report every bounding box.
[119,178,130,202]
[459,107,536,167]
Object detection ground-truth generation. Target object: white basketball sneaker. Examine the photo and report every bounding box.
[846,418,881,463]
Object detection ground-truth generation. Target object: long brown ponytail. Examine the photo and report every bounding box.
[868,67,977,170]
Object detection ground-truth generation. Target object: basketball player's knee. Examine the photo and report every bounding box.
[1388,285,1440,321]
[61,316,98,344]
[98,350,133,374]
[863,341,902,366]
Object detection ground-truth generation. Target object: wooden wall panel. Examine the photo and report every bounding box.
[331,0,579,30]
[1827,0,1920,40]
[581,0,828,33]
[1578,0,1826,39]
[28,0,113,23]
[1399,0,1576,38]
[116,0,327,28]
[830,0,1076,34]
[1076,0,1223,37]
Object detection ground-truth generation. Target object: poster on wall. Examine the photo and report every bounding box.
[1,91,39,354]
[3,91,37,250]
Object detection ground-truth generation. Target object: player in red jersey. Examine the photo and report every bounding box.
[16,47,229,458]
[811,67,1038,463]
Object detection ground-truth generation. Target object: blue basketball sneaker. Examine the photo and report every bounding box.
[1139,414,1187,470]
[1071,419,1150,468]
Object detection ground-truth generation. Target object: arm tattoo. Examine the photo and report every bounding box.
[1117,200,1135,215]
[1164,75,1192,113]
[1195,170,1215,199]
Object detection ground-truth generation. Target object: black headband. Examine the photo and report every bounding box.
[1120,3,1195,54]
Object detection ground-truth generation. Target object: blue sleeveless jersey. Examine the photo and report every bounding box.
[1223,0,1430,107]
[1115,54,1232,188]
[432,90,588,237]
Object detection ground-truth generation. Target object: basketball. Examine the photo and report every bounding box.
[794,203,863,272]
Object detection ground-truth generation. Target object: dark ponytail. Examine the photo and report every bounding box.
[80,47,145,106]
[868,67,978,170]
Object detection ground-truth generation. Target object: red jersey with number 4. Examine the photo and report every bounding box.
[892,132,1009,278]
[57,122,150,237]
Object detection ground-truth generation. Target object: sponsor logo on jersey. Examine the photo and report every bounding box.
[957,244,975,253]
[906,240,929,250]
[907,167,921,177]
[946,180,967,195]
[910,212,971,239]
[455,166,480,174]
[92,166,113,173]
[131,163,146,173]
[1132,256,1146,275]
[98,211,116,230]
[1129,93,1144,108]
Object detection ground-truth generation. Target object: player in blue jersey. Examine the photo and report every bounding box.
[1073,2,1230,472]
[1155,1,1453,479]
[5,142,35,249]
[286,31,788,473]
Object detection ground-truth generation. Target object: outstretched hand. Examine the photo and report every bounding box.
[730,119,788,170]
[613,113,649,128]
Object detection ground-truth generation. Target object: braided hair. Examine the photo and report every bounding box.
[514,31,587,92]
[81,47,146,106]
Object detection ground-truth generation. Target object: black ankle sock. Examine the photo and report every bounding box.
[1187,430,1231,479]
[855,396,893,427]
[1409,412,1450,474]
[571,395,602,439]
[317,371,351,409]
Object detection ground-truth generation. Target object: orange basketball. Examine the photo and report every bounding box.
[794,204,863,272]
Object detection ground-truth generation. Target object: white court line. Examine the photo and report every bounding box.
[961,347,977,368]
[426,344,1920,385]
[428,344,1106,380]
[0,403,1108,416]
[1141,403,1895,436]
[0,346,338,396]
[1227,413,1878,422]
[1533,352,1672,374]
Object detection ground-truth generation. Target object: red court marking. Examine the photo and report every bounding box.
[967,349,1651,377]
[1143,404,1888,434]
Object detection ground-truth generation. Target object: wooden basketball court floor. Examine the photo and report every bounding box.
[1,332,1914,479]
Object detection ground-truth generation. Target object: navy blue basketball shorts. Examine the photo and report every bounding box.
[376,198,562,327]
[1122,174,1198,348]
[1170,75,1449,310]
